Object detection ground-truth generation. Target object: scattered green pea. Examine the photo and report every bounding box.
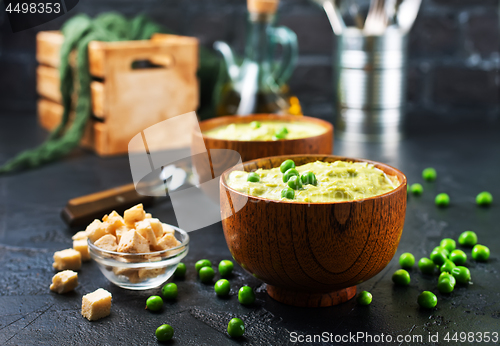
[451,266,471,284]
[238,286,255,305]
[195,259,212,272]
[437,278,455,294]
[250,121,261,129]
[155,324,174,341]
[280,159,295,173]
[161,283,178,300]
[247,172,260,183]
[472,244,490,261]
[458,231,477,247]
[440,259,456,273]
[449,249,467,266]
[417,291,437,309]
[392,269,411,286]
[435,193,450,207]
[440,238,456,253]
[410,183,423,195]
[146,295,163,311]
[476,191,493,206]
[281,188,295,200]
[422,167,437,181]
[430,249,447,266]
[439,272,456,286]
[174,262,186,278]
[199,266,215,283]
[214,279,231,296]
[418,257,436,275]
[356,291,372,305]
[300,172,317,186]
[287,175,303,190]
[282,168,300,183]
[219,260,234,277]
[432,246,449,258]
[227,318,245,338]
[399,252,415,269]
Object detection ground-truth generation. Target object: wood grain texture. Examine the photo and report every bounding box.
[220,155,407,307]
[195,114,333,163]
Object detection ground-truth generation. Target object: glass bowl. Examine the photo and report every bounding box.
[88,225,189,290]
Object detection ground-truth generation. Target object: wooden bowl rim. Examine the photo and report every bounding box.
[197,114,333,143]
[220,154,407,205]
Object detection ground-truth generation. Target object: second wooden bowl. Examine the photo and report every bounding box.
[220,155,407,307]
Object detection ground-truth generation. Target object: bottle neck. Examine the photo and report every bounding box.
[244,13,274,64]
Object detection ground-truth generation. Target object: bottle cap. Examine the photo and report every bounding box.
[247,0,279,14]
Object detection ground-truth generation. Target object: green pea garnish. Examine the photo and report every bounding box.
[300,172,317,186]
[280,159,295,173]
[199,266,215,283]
[174,262,186,278]
[451,266,471,284]
[439,272,456,286]
[392,269,411,286]
[227,318,245,338]
[435,193,450,207]
[238,286,255,305]
[410,183,423,195]
[418,257,435,275]
[218,260,234,277]
[161,283,178,300]
[250,121,261,129]
[195,259,212,272]
[287,175,303,190]
[458,231,477,247]
[440,259,456,273]
[273,127,288,140]
[281,188,295,200]
[449,249,467,265]
[472,244,490,261]
[476,191,493,206]
[214,279,231,296]
[417,291,437,309]
[247,172,260,183]
[440,238,456,252]
[437,278,454,294]
[155,324,174,341]
[146,295,163,311]
[430,248,447,266]
[282,168,299,183]
[356,291,372,305]
[399,252,415,269]
[422,167,437,181]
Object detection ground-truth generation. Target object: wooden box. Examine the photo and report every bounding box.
[36,31,199,156]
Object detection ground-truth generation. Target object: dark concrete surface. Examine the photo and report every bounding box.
[0,114,499,345]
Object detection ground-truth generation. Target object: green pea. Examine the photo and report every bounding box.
[227,318,245,338]
[440,259,456,273]
[410,183,423,195]
[218,260,234,277]
[214,279,231,296]
[174,262,186,278]
[451,266,471,284]
[437,278,455,294]
[356,291,372,305]
[439,272,456,286]
[472,244,490,261]
[399,252,415,269]
[250,121,261,129]
[417,291,437,309]
[392,269,411,286]
[195,259,212,272]
[274,127,288,140]
[155,324,174,341]
[146,295,163,311]
[247,172,260,183]
[281,188,295,200]
[422,167,437,181]
[430,249,447,266]
[449,249,467,266]
[440,238,456,253]
[300,172,317,186]
[435,193,450,207]
[199,266,215,283]
[418,257,436,275]
[458,231,477,247]
[432,246,449,258]
[238,286,255,305]
[280,159,295,173]
[161,283,178,300]
[283,168,299,183]
[287,175,303,190]
[476,191,493,206]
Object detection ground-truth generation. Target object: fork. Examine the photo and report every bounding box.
[364,0,388,35]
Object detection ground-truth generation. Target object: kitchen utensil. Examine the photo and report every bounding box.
[220,154,407,307]
[396,0,422,33]
[312,0,345,35]
[364,0,388,35]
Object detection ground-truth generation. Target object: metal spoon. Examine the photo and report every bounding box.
[312,0,345,35]
[397,0,422,33]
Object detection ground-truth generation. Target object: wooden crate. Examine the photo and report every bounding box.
[36,31,199,156]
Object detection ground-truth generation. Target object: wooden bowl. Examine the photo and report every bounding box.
[194,114,333,163]
[220,155,407,307]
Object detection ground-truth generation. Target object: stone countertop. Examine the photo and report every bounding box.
[0,114,499,345]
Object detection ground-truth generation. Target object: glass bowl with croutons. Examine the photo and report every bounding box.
[82,204,189,290]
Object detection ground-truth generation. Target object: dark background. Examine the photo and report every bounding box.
[0,0,499,129]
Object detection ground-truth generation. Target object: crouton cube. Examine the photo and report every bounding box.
[73,239,90,261]
[135,220,158,247]
[138,267,166,279]
[162,223,175,235]
[53,249,82,271]
[117,230,150,253]
[147,218,163,238]
[72,230,89,241]
[50,270,78,294]
[145,213,152,219]
[102,211,125,235]
[86,220,107,243]
[115,226,129,243]
[81,288,112,321]
[94,234,118,252]
[152,233,181,251]
[124,204,145,226]
[126,272,142,283]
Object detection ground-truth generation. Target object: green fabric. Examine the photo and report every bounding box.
[0,13,221,174]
